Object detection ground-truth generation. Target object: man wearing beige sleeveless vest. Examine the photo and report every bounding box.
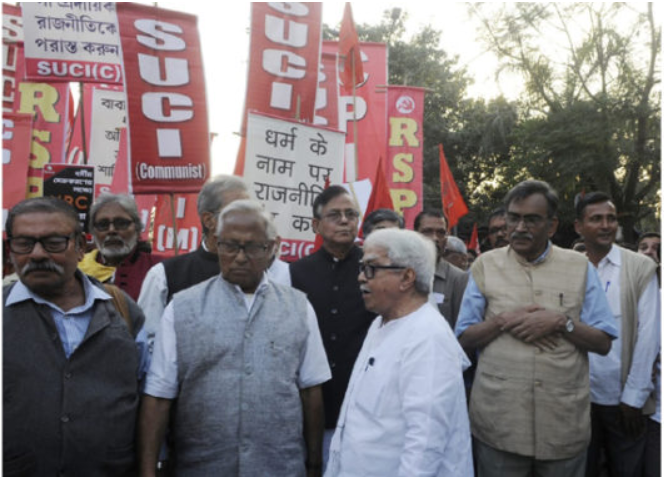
[455,180,617,477]
[574,192,660,477]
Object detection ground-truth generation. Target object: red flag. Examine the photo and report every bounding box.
[338,3,363,92]
[468,223,480,255]
[312,176,331,253]
[360,156,394,238]
[439,144,468,228]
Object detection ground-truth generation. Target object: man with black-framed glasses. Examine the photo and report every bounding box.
[455,179,617,477]
[290,185,377,469]
[79,193,163,300]
[139,199,330,476]
[4,197,149,475]
[326,228,473,476]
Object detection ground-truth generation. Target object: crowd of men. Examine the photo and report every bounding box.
[3,175,660,477]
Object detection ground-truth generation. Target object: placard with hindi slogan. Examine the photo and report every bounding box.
[244,112,345,261]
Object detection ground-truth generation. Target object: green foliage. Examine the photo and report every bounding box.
[324,4,660,241]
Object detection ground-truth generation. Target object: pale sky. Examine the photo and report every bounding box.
[151,2,516,176]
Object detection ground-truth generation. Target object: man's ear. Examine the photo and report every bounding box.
[573,219,582,237]
[75,232,87,261]
[547,217,559,238]
[312,218,320,235]
[201,211,217,234]
[400,267,417,292]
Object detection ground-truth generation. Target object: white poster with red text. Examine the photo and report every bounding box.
[244,112,345,262]
[386,86,425,227]
[117,3,209,194]
[21,2,122,84]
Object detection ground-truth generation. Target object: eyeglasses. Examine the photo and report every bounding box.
[321,209,360,223]
[359,261,405,279]
[217,241,272,259]
[9,234,75,254]
[93,218,133,232]
[506,213,547,229]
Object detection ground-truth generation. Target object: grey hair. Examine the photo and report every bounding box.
[216,199,278,241]
[197,175,249,233]
[89,193,143,232]
[445,236,467,254]
[364,228,436,295]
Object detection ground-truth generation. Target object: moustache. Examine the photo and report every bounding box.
[510,232,533,241]
[21,260,65,276]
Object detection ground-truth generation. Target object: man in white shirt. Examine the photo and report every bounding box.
[326,229,473,477]
[575,191,660,477]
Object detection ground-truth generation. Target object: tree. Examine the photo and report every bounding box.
[325,9,518,236]
[470,3,661,241]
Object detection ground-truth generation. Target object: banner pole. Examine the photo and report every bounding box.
[169,193,179,256]
[351,53,359,181]
[79,83,88,165]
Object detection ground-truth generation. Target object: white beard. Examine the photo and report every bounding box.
[95,234,138,260]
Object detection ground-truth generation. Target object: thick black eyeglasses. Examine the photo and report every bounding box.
[217,241,272,259]
[359,261,406,279]
[93,218,133,232]
[9,235,75,254]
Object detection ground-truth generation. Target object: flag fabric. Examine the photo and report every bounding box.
[468,223,480,255]
[338,3,363,91]
[360,156,394,238]
[439,144,468,228]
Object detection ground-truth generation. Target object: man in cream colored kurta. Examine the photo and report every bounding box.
[326,229,473,477]
[455,180,617,477]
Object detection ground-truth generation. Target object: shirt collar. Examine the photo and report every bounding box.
[599,244,621,267]
[531,241,552,264]
[6,270,111,312]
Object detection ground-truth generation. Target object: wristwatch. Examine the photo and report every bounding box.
[565,315,575,333]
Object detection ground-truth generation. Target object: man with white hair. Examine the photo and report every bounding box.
[326,228,473,476]
[79,193,162,300]
[444,235,470,270]
[139,200,330,476]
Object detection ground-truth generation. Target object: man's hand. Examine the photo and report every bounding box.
[619,402,646,438]
[499,307,564,348]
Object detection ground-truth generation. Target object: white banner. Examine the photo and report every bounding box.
[88,86,126,193]
[21,2,122,83]
[245,112,345,243]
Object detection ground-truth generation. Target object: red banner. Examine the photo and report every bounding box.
[3,3,70,198]
[386,86,425,228]
[151,193,201,256]
[2,112,33,230]
[243,3,322,132]
[234,3,323,176]
[117,3,210,194]
[322,41,387,183]
[314,52,340,130]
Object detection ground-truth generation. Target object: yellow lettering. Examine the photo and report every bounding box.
[18,83,61,122]
[26,177,43,198]
[392,153,414,183]
[390,189,417,214]
[388,118,419,147]
[29,129,51,168]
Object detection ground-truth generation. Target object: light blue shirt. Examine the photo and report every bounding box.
[455,243,618,339]
[6,273,150,380]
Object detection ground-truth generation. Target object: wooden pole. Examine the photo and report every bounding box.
[169,193,179,256]
[79,83,88,165]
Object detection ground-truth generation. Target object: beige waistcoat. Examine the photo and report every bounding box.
[469,245,591,460]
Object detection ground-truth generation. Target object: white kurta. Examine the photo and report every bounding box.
[326,302,473,477]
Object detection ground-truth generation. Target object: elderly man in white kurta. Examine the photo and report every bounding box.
[325,229,473,477]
